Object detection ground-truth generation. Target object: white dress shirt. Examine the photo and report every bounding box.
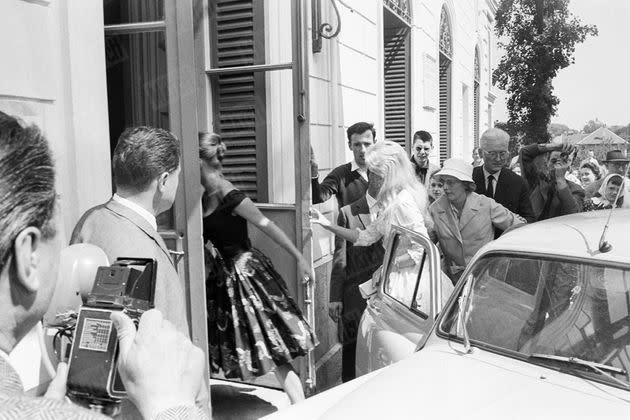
[350,159,369,182]
[112,194,157,231]
[483,166,502,196]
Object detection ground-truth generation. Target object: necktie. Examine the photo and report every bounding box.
[486,175,495,199]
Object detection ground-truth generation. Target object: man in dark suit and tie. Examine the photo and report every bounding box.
[473,128,535,236]
[329,174,384,382]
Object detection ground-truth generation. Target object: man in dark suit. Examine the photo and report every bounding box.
[473,128,535,236]
[329,175,384,382]
[311,121,376,207]
[71,127,189,336]
[0,112,207,419]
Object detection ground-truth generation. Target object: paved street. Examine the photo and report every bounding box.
[210,379,289,420]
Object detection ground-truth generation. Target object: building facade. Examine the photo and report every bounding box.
[1,0,499,394]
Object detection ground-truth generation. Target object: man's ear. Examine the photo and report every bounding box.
[157,171,169,192]
[13,227,42,293]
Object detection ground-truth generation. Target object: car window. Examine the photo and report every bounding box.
[440,254,630,389]
[383,233,429,314]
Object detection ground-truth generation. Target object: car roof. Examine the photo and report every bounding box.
[483,209,630,265]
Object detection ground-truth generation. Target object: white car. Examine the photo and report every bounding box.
[356,224,454,376]
[266,210,630,419]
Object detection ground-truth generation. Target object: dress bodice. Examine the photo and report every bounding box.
[202,189,250,259]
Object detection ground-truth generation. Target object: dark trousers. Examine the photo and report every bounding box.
[340,285,367,382]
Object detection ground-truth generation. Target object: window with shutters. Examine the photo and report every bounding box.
[208,0,268,202]
[438,7,452,164]
[474,46,481,148]
[383,5,411,150]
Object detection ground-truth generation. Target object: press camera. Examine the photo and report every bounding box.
[66,257,157,406]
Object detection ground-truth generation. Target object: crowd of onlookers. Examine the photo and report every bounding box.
[310,122,630,384]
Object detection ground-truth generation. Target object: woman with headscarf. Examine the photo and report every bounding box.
[583,173,625,211]
[430,158,526,283]
[199,132,316,404]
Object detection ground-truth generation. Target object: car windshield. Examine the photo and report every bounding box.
[440,254,630,390]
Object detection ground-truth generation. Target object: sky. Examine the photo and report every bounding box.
[494,0,630,131]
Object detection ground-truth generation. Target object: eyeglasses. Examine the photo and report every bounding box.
[441,178,462,187]
[484,151,509,160]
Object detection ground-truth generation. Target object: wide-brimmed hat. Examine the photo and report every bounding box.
[603,150,630,163]
[435,158,474,183]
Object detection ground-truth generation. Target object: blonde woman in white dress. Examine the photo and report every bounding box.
[311,141,452,306]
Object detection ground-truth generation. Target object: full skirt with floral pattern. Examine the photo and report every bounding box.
[205,247,317,380]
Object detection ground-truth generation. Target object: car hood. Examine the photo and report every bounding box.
[265,344,630,419]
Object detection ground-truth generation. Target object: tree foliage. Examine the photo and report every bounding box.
[582,118,606,134]
[609,124,630,140]
[548,122,572,137]
[494,0,597,144]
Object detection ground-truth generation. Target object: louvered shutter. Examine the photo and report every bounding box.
[209,0,267,202]
[439,56,451,164]
[383,29,410,150]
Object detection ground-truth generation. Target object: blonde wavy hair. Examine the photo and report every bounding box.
[365,140,432,229]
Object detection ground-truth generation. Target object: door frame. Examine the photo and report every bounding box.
[164,0,208,375]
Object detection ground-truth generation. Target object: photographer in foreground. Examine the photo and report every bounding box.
[0,111,207,420]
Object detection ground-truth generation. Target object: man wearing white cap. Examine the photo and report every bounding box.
[430,159,526,283]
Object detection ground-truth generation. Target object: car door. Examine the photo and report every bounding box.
[355,225,446,376]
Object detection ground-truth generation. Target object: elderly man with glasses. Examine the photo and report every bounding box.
[472,128,535,236]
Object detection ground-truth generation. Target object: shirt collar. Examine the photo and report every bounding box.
[350,160,368,181]
[483,166,501,180]
[112,194,158,231]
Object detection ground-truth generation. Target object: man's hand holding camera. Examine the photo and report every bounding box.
[111,309,206,420]
[544,139,575,190]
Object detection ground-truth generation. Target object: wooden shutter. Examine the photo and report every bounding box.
[209,0,267,202]
[383,29,410,150]
[439,56,451,164]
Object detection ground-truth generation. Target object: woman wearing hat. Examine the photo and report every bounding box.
[429,158,526,284]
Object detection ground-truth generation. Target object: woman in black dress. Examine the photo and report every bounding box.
[199,132,316,404]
